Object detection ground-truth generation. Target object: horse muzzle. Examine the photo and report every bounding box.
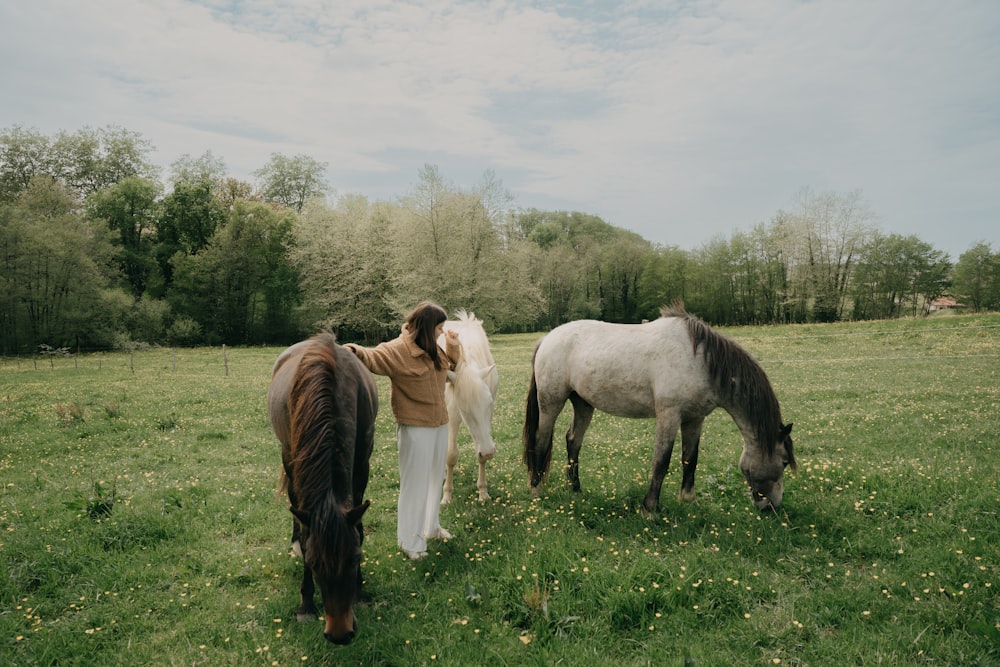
[476,440,496,462]
[324,614,358,645]
[751,485,782,512]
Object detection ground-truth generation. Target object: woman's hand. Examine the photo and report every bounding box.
[445,329,461,361]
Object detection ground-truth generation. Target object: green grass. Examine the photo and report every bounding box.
[1,315,998,666]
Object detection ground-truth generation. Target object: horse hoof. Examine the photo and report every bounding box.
[440,494,452,505]
[679,489,696,503]
[296,611,317,624]
[478,491,490,502]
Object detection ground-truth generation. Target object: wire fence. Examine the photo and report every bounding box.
[3,323,998,372]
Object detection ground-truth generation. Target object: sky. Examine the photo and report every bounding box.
[1,1,998,258]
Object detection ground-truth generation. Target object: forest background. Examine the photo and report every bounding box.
[2,124,998,354]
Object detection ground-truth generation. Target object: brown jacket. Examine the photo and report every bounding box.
[347,328,457,427]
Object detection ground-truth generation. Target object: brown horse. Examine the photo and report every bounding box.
[267,333,378,644]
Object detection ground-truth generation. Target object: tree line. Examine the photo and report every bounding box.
[1,124,997,354]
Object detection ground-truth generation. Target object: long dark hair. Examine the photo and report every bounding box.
[406,301,448,370]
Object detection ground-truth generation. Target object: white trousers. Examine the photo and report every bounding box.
[396,424,448,553]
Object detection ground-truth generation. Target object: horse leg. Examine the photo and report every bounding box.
[678,418,704,502]
[441,414,460,504]
[355,521,367,602]
[286,479,303,557]
[529,389,562,493]
[476,456,490,501]
[290,518,303,558]
[643,410,680,514]
[566,393,594,492]
[297,561,318,623]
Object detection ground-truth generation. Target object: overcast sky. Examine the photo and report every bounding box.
[2,1,997,257]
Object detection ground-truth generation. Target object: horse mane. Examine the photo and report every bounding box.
[310,492,356,575]
[448,362,481,408]
[288,333,354,574]
[449,310,493,368]
[661,303,784,457]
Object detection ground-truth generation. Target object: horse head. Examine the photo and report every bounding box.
[446,360,498,462]
[740,423,795,511]
[291,499,370,644]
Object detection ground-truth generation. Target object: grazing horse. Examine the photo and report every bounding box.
[523,304,795,513]
[440,310,499,503]
[267,333,378,644]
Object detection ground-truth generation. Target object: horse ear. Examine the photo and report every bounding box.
[781,423,794,437]
[346,499,371,525]
[479,364,496,381]
[446,369,457,384]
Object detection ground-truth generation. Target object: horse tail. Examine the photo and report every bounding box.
[288,333,339,504]
[522,345,549,482]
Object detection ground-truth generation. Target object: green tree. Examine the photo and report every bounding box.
[154,178,227,296]
[686,236,736,324]
[517,209,626,325]
[852,234,951,319]
[395,167,542,330]
[254,153,328,212]
[0,126,55,204]
[1,125,158,203]
[637,244,689,318]
[169,201,299,344]
[87,177,163,297]
[786,189,874,322]
[169,151,227,186]
[951,242,998,312]
[596,233,652,323]
[292,195,399,341]
[215,177,257,209]
[726,222,792,325]
[0,177,121,352]
[51,126,158,197]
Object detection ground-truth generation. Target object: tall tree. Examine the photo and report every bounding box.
[0,177,120,352]
[637,244,689,318]
[686,236,736,324]
[1,125,158,203]
[254,153,329,212]
[951,242,998,312]
[169,151,227,186]
[52,126,158,197]
[169,200,298,344]
[87,177,162,297]
[292,196,398,341]
[153,178,227,296]
[0,126,54,204]
[518,209,624,325]
[596,233,652,323]
[395,167,542,328]
[786,189,875,322]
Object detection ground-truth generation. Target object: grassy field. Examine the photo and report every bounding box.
[1,313,998,666]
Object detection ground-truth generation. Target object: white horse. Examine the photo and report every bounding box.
[523,303,795,513]
[439,310,499,503]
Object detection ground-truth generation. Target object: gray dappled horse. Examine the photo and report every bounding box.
[523,304,795,513]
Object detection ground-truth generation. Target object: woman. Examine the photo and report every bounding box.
[344,301,461,560]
